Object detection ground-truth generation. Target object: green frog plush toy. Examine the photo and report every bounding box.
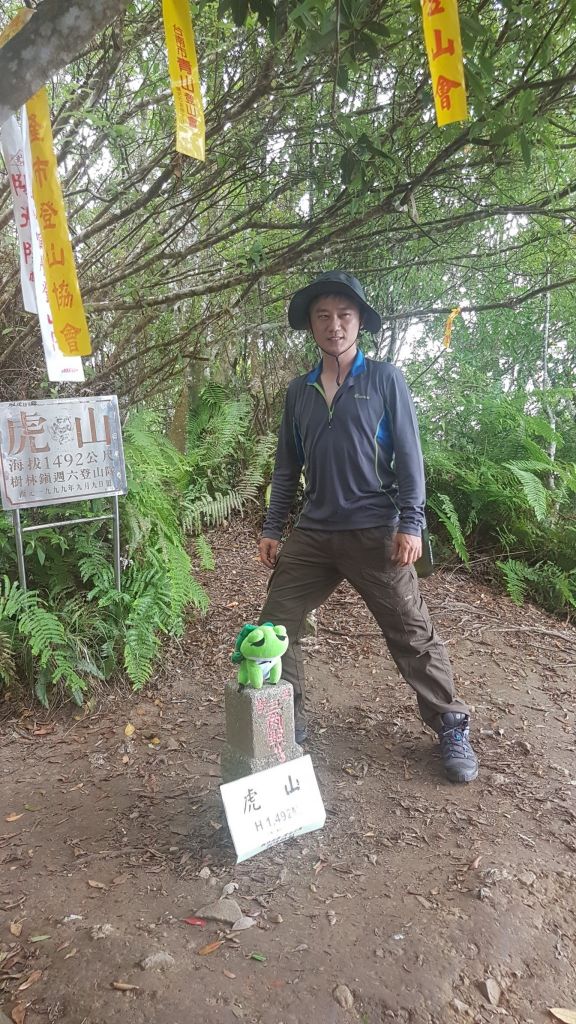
[231,622,289,689]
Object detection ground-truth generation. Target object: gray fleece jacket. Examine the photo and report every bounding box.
[262,350,426,540]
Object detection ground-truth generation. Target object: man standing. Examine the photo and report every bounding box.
[258,271,478,783]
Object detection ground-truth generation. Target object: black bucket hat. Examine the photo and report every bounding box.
[288,271,382,334]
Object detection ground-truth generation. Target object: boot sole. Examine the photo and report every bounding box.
[446,765,479,783]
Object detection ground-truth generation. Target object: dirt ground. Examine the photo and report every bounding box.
[1,521,575,1024]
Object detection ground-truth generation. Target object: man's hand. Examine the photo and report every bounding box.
[391,531,422,567]
[259,537,280,569]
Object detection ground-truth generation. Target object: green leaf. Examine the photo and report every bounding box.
[340,147,360,185]
[465,65,488,102]
[352,31,380,59]
[476,54,495,80]
[336,64,349,91]
[35,674,49,709]
[518,91,538,122]
[228,0,249,26]
[364,20,390,38]
[519,131,531,169]
[490,124,517,144]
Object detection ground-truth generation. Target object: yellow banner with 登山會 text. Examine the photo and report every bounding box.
[162,0,205,161]
[421,0,468,127]
[25,87,91,357]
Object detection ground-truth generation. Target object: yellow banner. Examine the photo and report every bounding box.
[25,88,91,356]
[421,0,468,127]
[443,307,460,349]
[0,8,33,49]
[162,0,205,161]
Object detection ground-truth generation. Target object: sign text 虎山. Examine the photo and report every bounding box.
[0,396,127,511]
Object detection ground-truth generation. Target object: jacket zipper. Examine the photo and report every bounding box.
[312,381,335,425]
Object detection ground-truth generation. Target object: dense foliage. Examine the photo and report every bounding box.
[0,0,576,698]
[0,389,273,702]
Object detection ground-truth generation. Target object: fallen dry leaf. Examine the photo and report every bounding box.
[32,726,54,736]
[549,1012,576,1024]
[198,940,224,956]
[63,947,78,960]
[124,723,135,737]
[223,970,236,979]
[333,984,354,1010]
[5,813,24,822]
[87,879,108,890]
[479,979,501,1006]
[111,981,139,991]
[231,916,256,932]
[17,970,42,992]
[414,895,433,910]
[9,920,23,937]
[11,1003,26,1024]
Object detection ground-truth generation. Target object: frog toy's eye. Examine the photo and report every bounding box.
[274,626,287,639]
[249,628,265,647]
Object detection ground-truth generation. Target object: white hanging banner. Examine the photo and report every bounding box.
[20,109,85,383]
[0,115,37,314]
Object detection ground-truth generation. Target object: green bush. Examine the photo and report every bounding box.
[0,387,275,704]
[416,379,576,616]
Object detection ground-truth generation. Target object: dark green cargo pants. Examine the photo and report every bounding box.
[259,527,469,733]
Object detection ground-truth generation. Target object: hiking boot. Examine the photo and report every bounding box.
[438,713,478,783]
[294,711,308,745]
[295,722,308,744]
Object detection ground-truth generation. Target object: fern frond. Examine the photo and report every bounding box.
[504,464,548,522]
[496,559,537,605]
[195,535,215,570]
[0,626,18,687]
[183,489,244,532]
[428,493,470,563]
[0,576,28,620]
[16,603,67,663]
[123,594,161,689]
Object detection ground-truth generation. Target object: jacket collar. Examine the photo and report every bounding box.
[306,348,366,384]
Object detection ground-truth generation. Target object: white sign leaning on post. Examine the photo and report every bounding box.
[0,396,127,511]
[220,755,326,863]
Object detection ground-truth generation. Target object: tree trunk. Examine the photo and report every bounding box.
[0,0,132,126]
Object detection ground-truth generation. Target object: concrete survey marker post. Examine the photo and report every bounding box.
[221,680,302,784]
[220,755,326,863]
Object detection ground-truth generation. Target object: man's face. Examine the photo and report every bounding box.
[308,294,361,357]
